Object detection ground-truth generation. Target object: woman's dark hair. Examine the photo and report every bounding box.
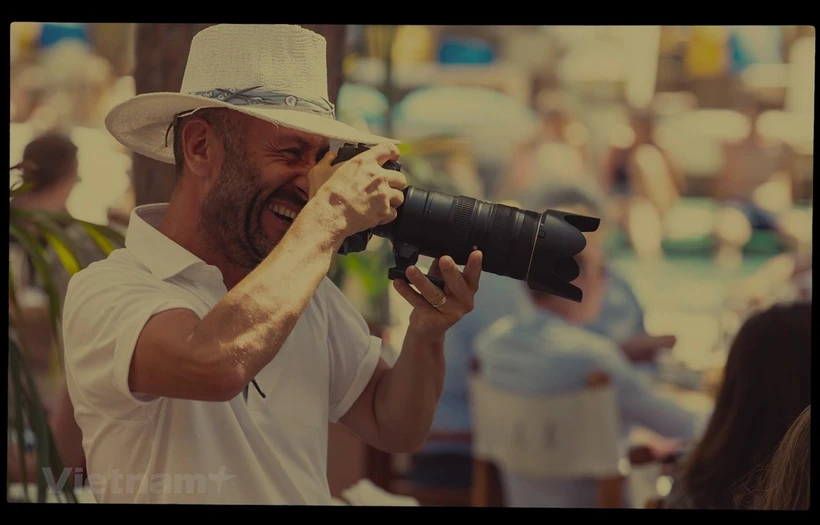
[753,404,811,510]
[13,132,78,193]
[677,301,811,509]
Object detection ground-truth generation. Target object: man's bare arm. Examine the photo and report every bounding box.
[127,144,404,402]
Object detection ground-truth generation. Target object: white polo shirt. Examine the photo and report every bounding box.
[61,203,382,504]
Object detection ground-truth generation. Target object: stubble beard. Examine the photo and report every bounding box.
[200,138,273,272]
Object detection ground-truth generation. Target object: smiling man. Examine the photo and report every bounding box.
[61,24,481,504]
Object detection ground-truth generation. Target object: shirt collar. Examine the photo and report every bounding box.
[125,203,224,283]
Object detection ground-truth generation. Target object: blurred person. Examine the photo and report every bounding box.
[496,93,589,202]
[751,404,810,510]
[600,108,684,258]
[60,24,480,504]
[661,301,811,509]
[524,181,675,367]
[10,132,104,305]
[602,109,684,205]
[475,181,706,508]
[10,133,92,366]
[8,133,103,488]
[715,96,796,231]
[584,271,675,367]
[408,182,674,491]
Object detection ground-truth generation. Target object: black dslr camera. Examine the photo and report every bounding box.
[331,143,600,302]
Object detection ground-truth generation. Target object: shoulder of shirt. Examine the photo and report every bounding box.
[482,312,622,360]
[475,314,522,355]
[478,314,519,340]
[64,248,165,302]
[558,322,624,359]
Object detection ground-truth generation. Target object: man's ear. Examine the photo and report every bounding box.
[181,118,220,179]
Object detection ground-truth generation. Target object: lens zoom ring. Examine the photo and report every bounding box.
[451,196,476,239]
[487,205,516,257]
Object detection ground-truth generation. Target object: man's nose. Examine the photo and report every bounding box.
[292,170,310,199]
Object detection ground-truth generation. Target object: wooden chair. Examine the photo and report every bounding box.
[469,370,629,508]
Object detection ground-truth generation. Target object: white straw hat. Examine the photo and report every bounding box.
[105,24,399,164]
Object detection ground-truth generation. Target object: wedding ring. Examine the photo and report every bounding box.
[430,294,447,308]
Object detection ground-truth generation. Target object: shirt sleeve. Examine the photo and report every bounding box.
[61,266,197,420]
[322,279,382,423]
[599,346,706,440]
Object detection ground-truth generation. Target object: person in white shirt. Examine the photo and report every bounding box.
[60,24,481,504]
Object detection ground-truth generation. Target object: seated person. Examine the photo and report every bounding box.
[584,251,675,371]
[475,182,707,508]
[662,301,811,509]
[714,96,796,232]
[527,180,675,368]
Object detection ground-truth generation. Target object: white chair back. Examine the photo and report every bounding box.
[469,376,623,480]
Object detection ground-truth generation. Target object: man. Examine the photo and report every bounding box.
[61,24,481,504]
[474,181,707,507]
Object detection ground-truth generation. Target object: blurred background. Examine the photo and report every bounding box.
[8,24,814,507]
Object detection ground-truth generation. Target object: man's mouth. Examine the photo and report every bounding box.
[268,202,300,225]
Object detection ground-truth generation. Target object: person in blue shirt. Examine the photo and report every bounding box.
[474,182,708,507]
[407,181,676,490]
[585,265,677,374]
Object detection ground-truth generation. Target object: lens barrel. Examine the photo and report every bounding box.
[333,143,600,302]
[374,186,540,282]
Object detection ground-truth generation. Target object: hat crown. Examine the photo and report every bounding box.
[180,24,329,103]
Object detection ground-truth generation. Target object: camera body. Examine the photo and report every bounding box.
[331,143,600,302]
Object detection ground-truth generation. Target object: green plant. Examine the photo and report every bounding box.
[8,172,125,503]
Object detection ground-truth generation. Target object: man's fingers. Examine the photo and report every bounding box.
[363,142,401,166]
[308,150,341,198]
[406,265,447,305]
[388,188,405,209]
[393,279,429,310]
[317,149,337,167]
[381,168,407,190]
[377,207,398,226]
[463,250,483,292]
[437,256,471,303]
[427,258,443,281]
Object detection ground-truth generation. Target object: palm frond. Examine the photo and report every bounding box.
[9,222,64,349]
[12,209,84,272]
[8,174,124,503]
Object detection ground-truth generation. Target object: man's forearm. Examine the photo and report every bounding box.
[188,202,343,389]
[372,329,446,452]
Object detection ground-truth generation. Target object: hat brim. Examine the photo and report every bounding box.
[105,92,400,164]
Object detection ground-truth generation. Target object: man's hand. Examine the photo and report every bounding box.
[305,144,406,250]
[393,250,482,343]
[341,250,482,453]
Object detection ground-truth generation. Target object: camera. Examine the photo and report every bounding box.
[331,143,600,302]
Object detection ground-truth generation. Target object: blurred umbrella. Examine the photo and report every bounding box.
[38,23,90,49]
[438,35,495,64]
[391,86,539,167]
[336,82,389,137]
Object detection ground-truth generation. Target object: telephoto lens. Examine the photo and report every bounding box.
[332,143,600,302]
